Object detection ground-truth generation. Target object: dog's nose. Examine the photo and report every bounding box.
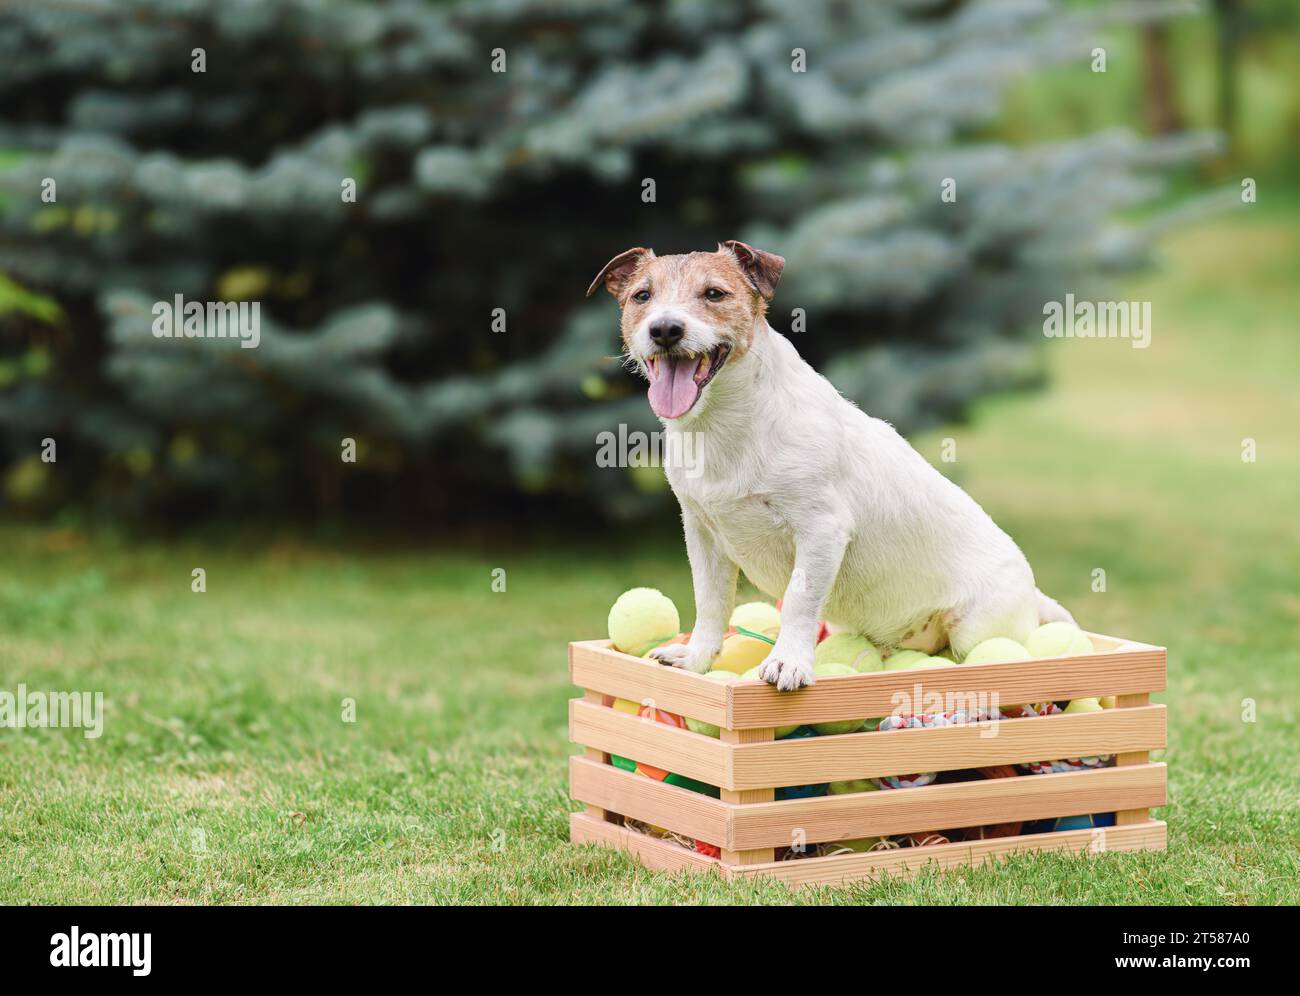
[649,318,685,349]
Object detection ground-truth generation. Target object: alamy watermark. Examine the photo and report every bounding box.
[1043,294,1151,349]
[0,684,104,739]
[152,294,261,349]
[596,424,704,479]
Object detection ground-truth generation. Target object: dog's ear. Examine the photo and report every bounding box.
[721,240,785,301]
[586,247,654,298]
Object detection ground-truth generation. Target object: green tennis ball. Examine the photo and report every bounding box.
[1025,621,1094,658]
[882,649,931,670]
[607,587,680,657]
[813,633,882,672]
[962,637,1031,666]
[810,662,866,735]
[1064,696,1103,714]
[884,651,953,671]
[684,670,741,738]
[833,836,885,853]
[828,777,879,795]
[729,601,781,638]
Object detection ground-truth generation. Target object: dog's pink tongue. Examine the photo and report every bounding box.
[648,355,701,419]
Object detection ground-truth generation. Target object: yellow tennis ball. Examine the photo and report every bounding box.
[828,777,879,795]
[729,601,781,638]
[1025,622,1094,658]
[607,587,680,656]
[814,633,882,672]
[712,632,771,674]
[832,836,885,853]
[810,662,866,735]
[1063,696,1103,714]
[685,671,741,737]
[883,651,953,671]
[962,637,1031,666]
[882,648,932,670]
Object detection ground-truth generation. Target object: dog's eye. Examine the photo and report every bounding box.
[632,289,651,303]
[704,288,728,301]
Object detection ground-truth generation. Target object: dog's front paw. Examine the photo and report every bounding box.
[758,654,814,692]
[648,642,716,674]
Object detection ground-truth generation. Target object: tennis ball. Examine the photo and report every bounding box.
[1063,696,1103,714]
[712,631,771,674]
[729,601,781,638]
[884,652,953,671]
[833,837,885,853]
[609,698,642,771]
[962,637,1031,666]
[685,670,741,737]
[814,633,882,672]
[882,649,931,670]
[828,777,879,795]
[608,587,680,657]
[810,662,866,735]
[1025,621,1094,658]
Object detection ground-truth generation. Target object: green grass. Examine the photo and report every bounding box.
[2,206,1299,905]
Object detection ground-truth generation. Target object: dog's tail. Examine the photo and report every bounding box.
[1035,588,1076,626]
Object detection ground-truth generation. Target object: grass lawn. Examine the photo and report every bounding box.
[2,206,1297,905]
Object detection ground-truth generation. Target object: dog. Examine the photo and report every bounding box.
[587,241,1073,691]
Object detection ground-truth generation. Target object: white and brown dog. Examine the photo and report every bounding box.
[587,241,1073,691]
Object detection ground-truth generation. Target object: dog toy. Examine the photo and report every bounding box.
[813,633,882,672]
[729,601,781,638]
[684,670,741,738]
[1025,621,1094,658]
[608,587,680,656]
[809,661,868,734]
[962,637,1031,665]
[1017,697,1114,773]
[873,708,1002,789]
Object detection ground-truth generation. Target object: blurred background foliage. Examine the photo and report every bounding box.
[0,0,1295,529]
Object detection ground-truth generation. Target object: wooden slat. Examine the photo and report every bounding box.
[728,762,1166,849]
[570,811,722,875]
[569,756,729,846]
[727,705,1166,790]
[726,646,1166,729]
[570,640,730,728]
[725,820,1167,886]
[569,698,730,787]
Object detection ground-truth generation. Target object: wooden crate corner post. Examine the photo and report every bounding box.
[1111,692,1152,826]
[718,726,776,867]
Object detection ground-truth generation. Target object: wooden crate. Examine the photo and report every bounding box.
[568,633,1167,886]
